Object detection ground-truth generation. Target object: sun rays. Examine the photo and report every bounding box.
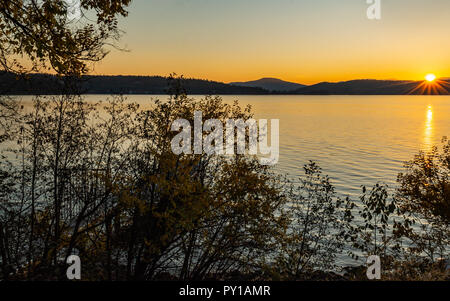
[407,77,450,95]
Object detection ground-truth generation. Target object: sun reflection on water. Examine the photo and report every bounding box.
[423,105,434,152]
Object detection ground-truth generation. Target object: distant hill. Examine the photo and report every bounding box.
[294,79,450,95]
[1,72,449,95]
[83,75,272,95]
[230,78,306,92]
[0,73,269,95]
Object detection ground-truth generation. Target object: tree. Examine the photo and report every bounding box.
[0,0,132,150]
[397,137,450,224]
[274,162,354,279]
[108,91,288,280]
[0,0,131,76]
[394,137,450,263]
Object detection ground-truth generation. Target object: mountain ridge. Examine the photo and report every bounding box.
[294,79,450,95]
[1,72,449,95]
[230,78,306,92]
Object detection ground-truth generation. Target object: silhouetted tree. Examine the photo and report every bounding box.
[0,0,131,76]
[397,137,450,224]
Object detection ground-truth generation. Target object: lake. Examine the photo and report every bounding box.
[17,94,450,199]
[231,95,450,198]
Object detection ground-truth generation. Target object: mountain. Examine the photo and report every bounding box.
[294,79,450,95]
[230,78,306,92]
[1,72,449,95]
[82,75,269,95]
[0,73,269,95]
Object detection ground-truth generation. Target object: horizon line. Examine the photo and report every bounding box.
[13,71,450,87]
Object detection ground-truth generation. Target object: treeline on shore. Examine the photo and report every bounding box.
[2,72,449,96]
[0,72,269,95]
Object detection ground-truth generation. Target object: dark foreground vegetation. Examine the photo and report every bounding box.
[0,89,449,281]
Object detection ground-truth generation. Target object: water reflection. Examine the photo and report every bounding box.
[423,105,434,152]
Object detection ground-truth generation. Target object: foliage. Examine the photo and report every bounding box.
[394,138,450,263]
[0,0,131,76]
[397,137,450,224]
[0,89,292,280]
[274,161,353,279]
[344,183,399,261]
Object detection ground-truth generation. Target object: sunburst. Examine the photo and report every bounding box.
[407,75,450,95]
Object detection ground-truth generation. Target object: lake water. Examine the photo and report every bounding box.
[17,94,450,198]
[232,95,450,198]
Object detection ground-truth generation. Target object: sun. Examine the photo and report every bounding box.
[425,74,436,82]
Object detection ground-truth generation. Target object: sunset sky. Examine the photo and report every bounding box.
[94,0,450,85]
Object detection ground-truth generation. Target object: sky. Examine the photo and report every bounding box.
[93,0,450,85]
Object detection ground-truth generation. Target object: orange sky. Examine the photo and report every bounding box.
[93,0,450,85]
